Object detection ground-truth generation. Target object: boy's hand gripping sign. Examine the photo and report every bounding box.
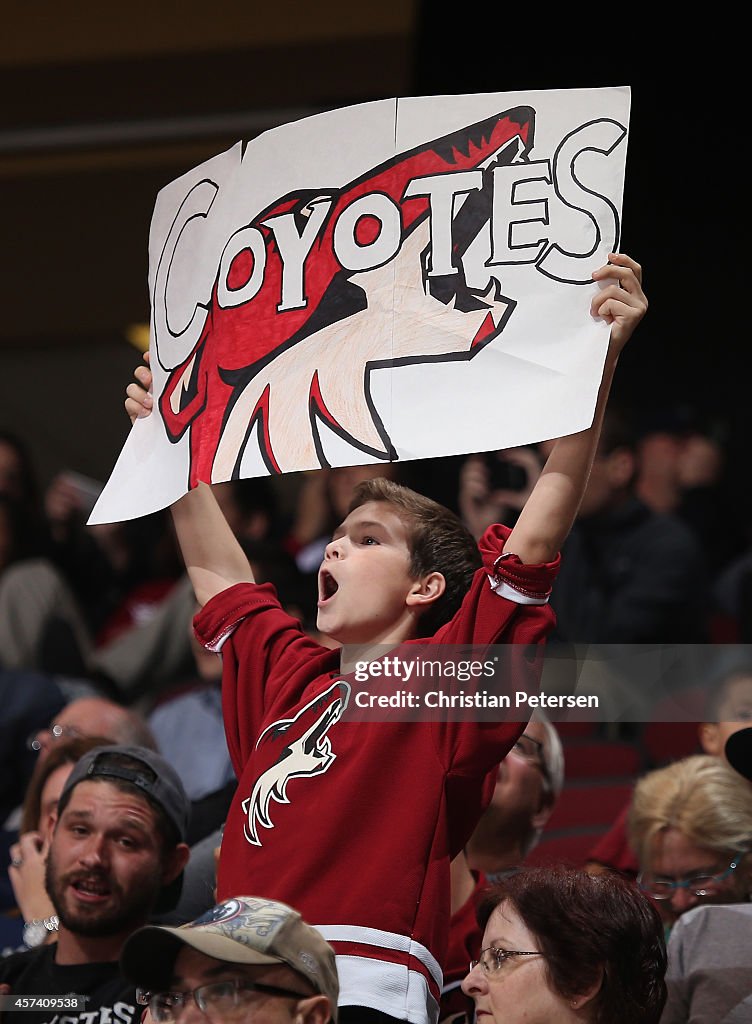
[91,86,630,523]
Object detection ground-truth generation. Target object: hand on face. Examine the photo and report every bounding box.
[9,831,54,924]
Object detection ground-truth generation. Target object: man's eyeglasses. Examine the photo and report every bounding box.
[137,979,308,1022]
[469,946,543,974]
[26,723,83,752]
[512,733,544,767]
[638,854,745,900]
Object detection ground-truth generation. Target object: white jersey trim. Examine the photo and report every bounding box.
[314,924,442,987]
[486,574,549,605]
[203,622,241,653]
[333,954,439,1024]
[440,979,463,995]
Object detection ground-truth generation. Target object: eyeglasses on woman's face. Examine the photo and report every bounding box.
[511,733,544,766]
[638,853,745,900]
[469,946,544,975]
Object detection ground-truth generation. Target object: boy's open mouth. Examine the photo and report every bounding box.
[318,570,339,604]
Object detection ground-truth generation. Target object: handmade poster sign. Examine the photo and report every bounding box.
[91,85,630,523]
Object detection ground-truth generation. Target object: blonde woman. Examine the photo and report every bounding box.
[629,754,752,936]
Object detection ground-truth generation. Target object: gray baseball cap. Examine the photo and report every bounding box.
[58,744,190,911]
[120,895,339,1021]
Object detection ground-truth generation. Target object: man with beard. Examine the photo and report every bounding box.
[0,746,190,1024]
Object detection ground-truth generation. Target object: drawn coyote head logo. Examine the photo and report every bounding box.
[156,106,535,485]
[241,681,350,847]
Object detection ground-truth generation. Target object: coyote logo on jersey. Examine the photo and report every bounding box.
[241,681,350,846]
[156,106,536,486]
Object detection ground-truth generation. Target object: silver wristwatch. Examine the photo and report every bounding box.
[22,915,59,948]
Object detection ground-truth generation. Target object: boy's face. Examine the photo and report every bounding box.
[317,501,418,645]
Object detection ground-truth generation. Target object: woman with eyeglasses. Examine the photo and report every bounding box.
[658,729,752,1023]
[462,866,667,1023]
[628,754,752,938]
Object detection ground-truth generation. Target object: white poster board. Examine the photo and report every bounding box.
[91,86,630,523]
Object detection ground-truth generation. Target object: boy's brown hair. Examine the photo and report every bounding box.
[348,477,481,636]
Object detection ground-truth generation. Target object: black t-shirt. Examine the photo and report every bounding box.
[0,944,138,1024]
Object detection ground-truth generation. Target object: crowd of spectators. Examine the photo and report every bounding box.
[2,384,752,1023]
[2,396,751,690]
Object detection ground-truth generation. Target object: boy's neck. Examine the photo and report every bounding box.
[338,621,420,674]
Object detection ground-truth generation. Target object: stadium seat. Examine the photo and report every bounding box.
[561,740,643,780]
[545,782,634,832]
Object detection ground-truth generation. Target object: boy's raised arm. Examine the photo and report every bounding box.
[125,355,256,606]
[170,484,256,606]
[504,253,647,566]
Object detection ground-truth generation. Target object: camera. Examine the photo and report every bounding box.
[484,452,527,492]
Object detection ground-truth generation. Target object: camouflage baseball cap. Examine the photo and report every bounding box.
[121,895,339,1021]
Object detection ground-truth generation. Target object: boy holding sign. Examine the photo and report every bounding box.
[126,253,645,1024]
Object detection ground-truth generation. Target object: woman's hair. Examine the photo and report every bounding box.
[477,867,667,1024]
[628,753,752,865]
[20,734,112,835]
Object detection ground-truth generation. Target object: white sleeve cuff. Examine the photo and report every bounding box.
[486,573,549,605]
[203,621,240,653]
